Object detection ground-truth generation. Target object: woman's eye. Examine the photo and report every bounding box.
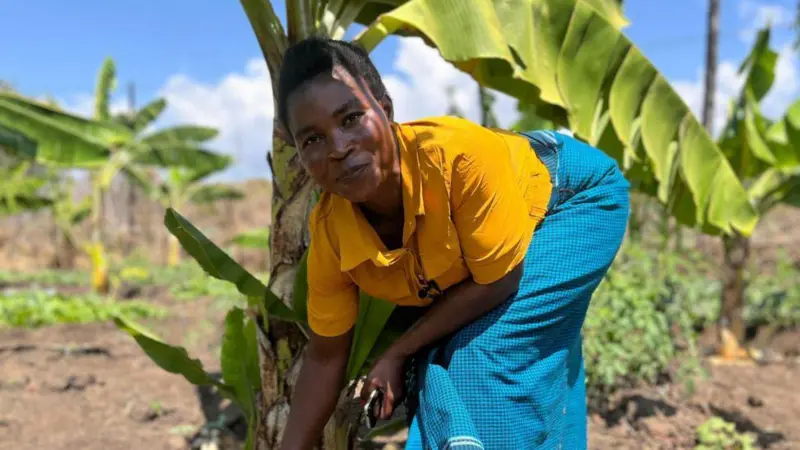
[342,112,363,127]
[302,134,323,148]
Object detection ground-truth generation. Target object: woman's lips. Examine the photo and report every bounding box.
[337,163,368,182]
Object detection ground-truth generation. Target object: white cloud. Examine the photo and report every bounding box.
[382,37,520,128]
[156,58,274,182]
[738,1,794,43]
[59,60,275,182]
[55,38,532,182]
[672,41,798,137]
[148,37,523,182]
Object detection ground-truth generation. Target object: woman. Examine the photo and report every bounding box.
[278,36,630,450]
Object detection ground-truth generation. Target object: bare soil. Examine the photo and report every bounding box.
[587,360,800,449]
[0,288,226,450]
[1,283,798,450]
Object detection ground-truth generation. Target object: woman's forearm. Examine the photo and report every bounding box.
[387,264,523,359]
[280,332,351,450]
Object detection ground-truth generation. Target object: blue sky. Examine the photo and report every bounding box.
[1,0,798,180]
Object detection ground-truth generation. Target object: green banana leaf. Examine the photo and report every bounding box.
[354,0,758,236]
[0,124,37,159]
[0,92,123,167]
[0,195,53,215]
[715,27,800,216]
[765,99,800,168]
[131,98,167,132]
[718,27,780,178]
[113,315,226,388]
[94,58,116,121]
[220,308,261,420]
[0,162,53,214]
[164,208,296,322]
[141,125,219,145]
[132,143,231,173]
[748,167,800,212]
[345,293,396,381]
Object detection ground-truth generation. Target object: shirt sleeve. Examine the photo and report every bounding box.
[450,143,533,285]
[306,215,359,337]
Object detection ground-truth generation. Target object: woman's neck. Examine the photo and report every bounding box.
[359,125,403,220]
[359,169,402,220]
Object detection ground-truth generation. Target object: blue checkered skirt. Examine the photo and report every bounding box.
[402,130,631,449]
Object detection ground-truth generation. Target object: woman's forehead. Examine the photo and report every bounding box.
[287,68,373,129]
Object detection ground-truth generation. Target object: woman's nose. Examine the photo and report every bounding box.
[330,130,354,159]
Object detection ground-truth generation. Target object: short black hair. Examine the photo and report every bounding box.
[276,36,391,131]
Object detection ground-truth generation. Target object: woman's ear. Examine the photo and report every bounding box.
[380,96,394,122]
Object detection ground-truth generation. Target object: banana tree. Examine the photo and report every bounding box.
[0,60,230,293]
[0,161,53,215]
[47,174,92,269]
[115,0,765,449]
[713,26,800,356]
[142,163,244,266]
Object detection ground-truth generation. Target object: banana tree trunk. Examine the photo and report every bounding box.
[167,234,181,266]
[253,132,312,447]
[720,232,750,345]
[126,176,138,255]
[252,129,355,448]
[238,1,374,445]
[89,173,109,293]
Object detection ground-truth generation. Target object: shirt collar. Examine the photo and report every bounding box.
[334,122,425,272]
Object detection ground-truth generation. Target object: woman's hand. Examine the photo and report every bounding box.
[360,350,407,420]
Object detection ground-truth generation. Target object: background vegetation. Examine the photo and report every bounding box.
[1,1,799,450]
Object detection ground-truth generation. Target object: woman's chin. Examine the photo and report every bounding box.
[337,188,374,204]
[332,175,375,202]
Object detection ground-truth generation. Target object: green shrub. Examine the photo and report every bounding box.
[745,251,800,328]
[0,289,167,328]
[583,242,708,401]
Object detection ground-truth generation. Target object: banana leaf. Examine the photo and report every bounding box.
[0,124,37,159]
[164,208,296,322]
[131,98,167,132]
[354,0,758,236]
[0,92,123,167]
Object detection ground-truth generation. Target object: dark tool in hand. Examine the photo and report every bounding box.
[363,388,384,429]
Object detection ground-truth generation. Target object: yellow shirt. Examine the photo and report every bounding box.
[306,116,552,337]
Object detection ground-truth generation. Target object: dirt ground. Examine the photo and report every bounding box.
[1,283,798,450]
[0,288,226,450]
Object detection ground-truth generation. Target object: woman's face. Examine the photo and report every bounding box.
[285,66,396,203]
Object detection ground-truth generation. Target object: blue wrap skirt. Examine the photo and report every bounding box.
[401,130,631,449]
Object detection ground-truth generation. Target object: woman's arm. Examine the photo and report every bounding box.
[280,329,352,450]
[360,263,523,417]
[391,263,522,359]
